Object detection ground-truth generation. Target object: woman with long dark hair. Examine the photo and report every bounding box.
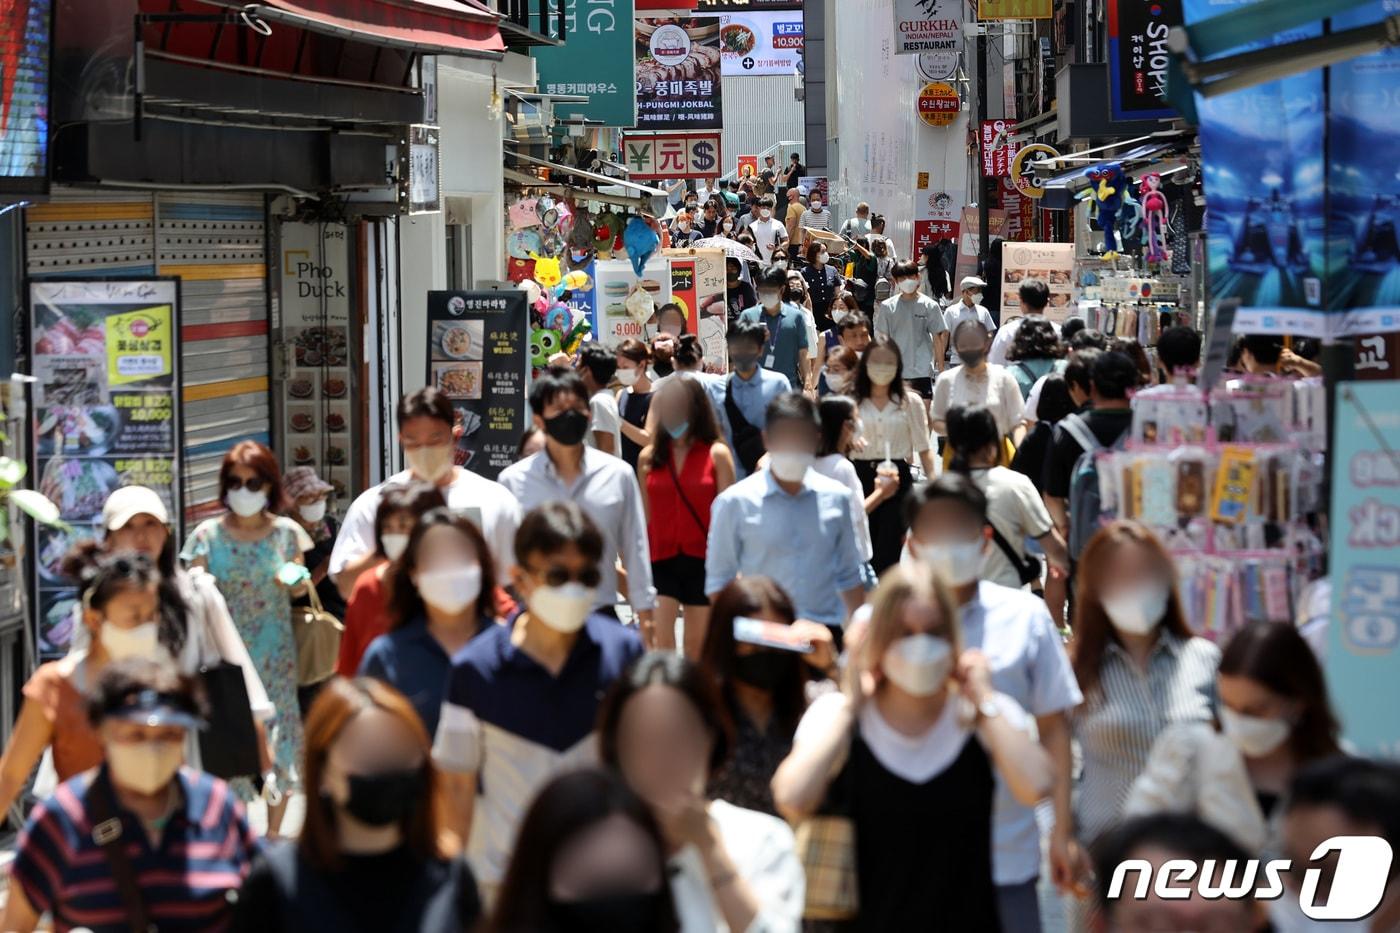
[849,335,935,573]
[638,376,735,656]
[1125,621,1340,852]
[699,577,835,815]
[615,338,655,471]
[358,508,500,736]
[233,678,480,932]
[489,768,680,933]
[814,394,876,580]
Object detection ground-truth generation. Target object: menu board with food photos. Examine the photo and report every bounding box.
[29,278,182,658]
[427,291,530,481]
[279,222,354,509]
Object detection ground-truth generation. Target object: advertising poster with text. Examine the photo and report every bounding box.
[999,242,1076,323]
[635,16,723,129]
[719,11,803,76]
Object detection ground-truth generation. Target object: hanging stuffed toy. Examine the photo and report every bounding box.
[1116,185,1144,255]
[530,328,562,371]
[1140,172,1170,263]
[623,216,660,276]
[1082,163,1128,259]
[530,253,563,290]
[557,269,593,300]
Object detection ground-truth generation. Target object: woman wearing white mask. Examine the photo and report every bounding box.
[772,567,1051,931]
[1064,520,1220,903]
[359,509,501,737]
[931,320,1026,447]
[1124,621,1341,854]
[850,336,935,573]
[183,441,314,834]
[284,466,345,715]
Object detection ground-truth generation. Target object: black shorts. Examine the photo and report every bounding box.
[907,376,934,399]
[652,554,709,606]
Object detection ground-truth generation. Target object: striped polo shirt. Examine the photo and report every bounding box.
[11,765,258,932]
[433,613,643,888]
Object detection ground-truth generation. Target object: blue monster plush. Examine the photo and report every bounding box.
[1083,163,1128,259]
[623,216,660,276]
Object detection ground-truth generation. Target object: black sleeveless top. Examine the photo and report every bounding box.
[619,389,653,470]
[832,729,1000,931]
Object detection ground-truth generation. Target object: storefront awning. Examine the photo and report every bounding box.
[503,167,652,210]
[211,0,505,57]
[1036,136,1193,210]
[505,150,670,198]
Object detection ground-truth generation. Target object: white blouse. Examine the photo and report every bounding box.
[813,453,874,563]
[931,363,1025,435]
[852,396,931,462]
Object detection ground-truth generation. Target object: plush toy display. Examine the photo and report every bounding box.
[1082,163,1128,259]
[1140,172,1170,263]
[623,216,660,276]
[529,252,563,290]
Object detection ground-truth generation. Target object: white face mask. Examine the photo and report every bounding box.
[760,209,773,220]
[882,634,953,697]
[914,540,984,587]
[867,362,899,386]
[772,260,788,270]
[1219,706,1292,757]
[965,291,982,305]
[722,221,734,231]
[769,451,815,482]
[832,309,849,324]
[405,444,454,483]
[100,621,160,661]
[299,500,327,524]
[1101,580,1170,635]
[415,565,482,615]
[824,370,850,393]
[810,201,823,212]
[106,740,185,795]
[815,252,829,266]
[759,290,781,310]
[616,367,640,387]
[227,488,268,518]
[381,533,410,561]
[897,279,920,295]
[529,582,596,634]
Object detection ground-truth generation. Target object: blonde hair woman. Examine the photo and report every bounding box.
[771,567,1051,931]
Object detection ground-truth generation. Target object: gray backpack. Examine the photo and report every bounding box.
[1058,413,1117,559]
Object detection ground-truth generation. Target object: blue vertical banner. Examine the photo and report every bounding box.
[1327,2,1400,337]
[1329,381,1400,758]
[1183,0,1326,336]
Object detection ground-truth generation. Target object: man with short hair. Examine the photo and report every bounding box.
[1155,325,1203,382]
[874,260,950,400]
[434,502,645,898]
[705,392,864,630]
[990,277,1053,366]
[575,343,621,455]
[839,202,873,239]
[903,475,1081,933]
[330,387,521,598]
[945,275,998,365]
[784,187,807,245]
[749,194,788,261]
[737,264,811,389]
[498,368,655,625]
[757,154,778,196]
[1044,350,1138,539]
[712,319,794,480]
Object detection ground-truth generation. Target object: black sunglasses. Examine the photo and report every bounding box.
[226,476,266,492]
[537,564,602,588]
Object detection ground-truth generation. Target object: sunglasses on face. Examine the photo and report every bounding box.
[534,564,602,588]
[226,476,266,492]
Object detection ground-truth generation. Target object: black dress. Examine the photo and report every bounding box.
[619,388,653,471]
[830,730,1000,932]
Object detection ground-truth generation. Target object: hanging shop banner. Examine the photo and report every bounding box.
[798,175,829,203]
[1326,1,1400,338]
[719,12,803,76]
[1010,143,1059,199]
[917,82,960,127]
[624,132,722,179]
[736,154,759,179]
[954,206,1008,290]
[1000,177,1034,243]
[594,257,673,348]
[1107,0,1181,122]
[893,0,962,56]
[1000,242,1076,323]
[426,291,530,481]
[405,125,441,215]
[29,278,182,658]
[1183,0,1325,336]
[533,0,638,128]
[1328,380,1400,757]
[664,248,730,372]
[697,0,802,9]
[977,0,1052,18]
[280,222,354,507]
[0,0,51,195]
[913,190,962,254]
[979,119,1020,178]
[635,17,723,129]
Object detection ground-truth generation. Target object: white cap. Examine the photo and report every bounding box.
[960,275,987,290]
[102,485,169,531]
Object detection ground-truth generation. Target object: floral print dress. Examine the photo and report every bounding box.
[182,516,313,792]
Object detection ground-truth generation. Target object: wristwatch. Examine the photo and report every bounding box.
[975,696,1001,722]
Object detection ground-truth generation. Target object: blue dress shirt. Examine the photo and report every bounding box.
[705,368,792,480]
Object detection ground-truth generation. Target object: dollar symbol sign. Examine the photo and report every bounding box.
[692,141,716,173]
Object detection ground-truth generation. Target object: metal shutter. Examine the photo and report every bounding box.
[25,191,156,276]
[155,193,271,522]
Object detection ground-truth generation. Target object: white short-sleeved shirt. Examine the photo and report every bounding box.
[988,315,1023,366]
[328,468,521,578]
[968,466,1055,589]
[931,363,1025,435]
[852,396,931,462]
[587,389,623,455]
[813,452,874,563]
[944,302,998,365]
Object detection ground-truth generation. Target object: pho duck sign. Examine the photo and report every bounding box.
[894,0,964,56]
[917,82,961,127]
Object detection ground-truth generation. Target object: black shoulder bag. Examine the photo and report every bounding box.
[988,521,1044,591]
[88,777,152,933]
[724,379,767,475]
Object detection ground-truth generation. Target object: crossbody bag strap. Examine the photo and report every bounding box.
[987,520,1039,585]
[88,777,152,933]
[668,455,709,536]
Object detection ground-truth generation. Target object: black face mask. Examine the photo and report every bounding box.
[546,890,668,933]
[341,767,423,827]
[733,649,792,691]
[544,409,590,446]
[958,348,987,367]
[730,351,760,372]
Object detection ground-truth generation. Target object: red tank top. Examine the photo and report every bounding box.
[647,443,718,561]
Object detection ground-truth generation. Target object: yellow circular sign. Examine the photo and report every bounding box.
[917,82,960,127]
[1010,143,1060,200]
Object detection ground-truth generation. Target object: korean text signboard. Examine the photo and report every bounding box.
[1107,0,1181,121]
[977,0,1051,18]
[696,0,802,9]
[29,278,182,657]
[426,291,531,480]
[664,249,730,373]
[719,12,803,76]
[914,190,962,254]
[1328,381,1400,757]
[917,82,960,126]
[533,0,638,128]
[624,132,722,179]
[980,119,1020,177]
[635,17,723,129]
[893,0,962,57]
[999,242,1076,322]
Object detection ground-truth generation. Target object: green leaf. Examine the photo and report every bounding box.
[0,457,27,486]
[9,490,62,526]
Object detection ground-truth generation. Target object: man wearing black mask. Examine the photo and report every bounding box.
[499,367,655,632]
[707,319,792,480]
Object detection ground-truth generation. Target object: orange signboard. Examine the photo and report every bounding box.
[917,82,960,126]
[978,0,1053,20]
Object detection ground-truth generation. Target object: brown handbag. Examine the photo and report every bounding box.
[293,583,343,686]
